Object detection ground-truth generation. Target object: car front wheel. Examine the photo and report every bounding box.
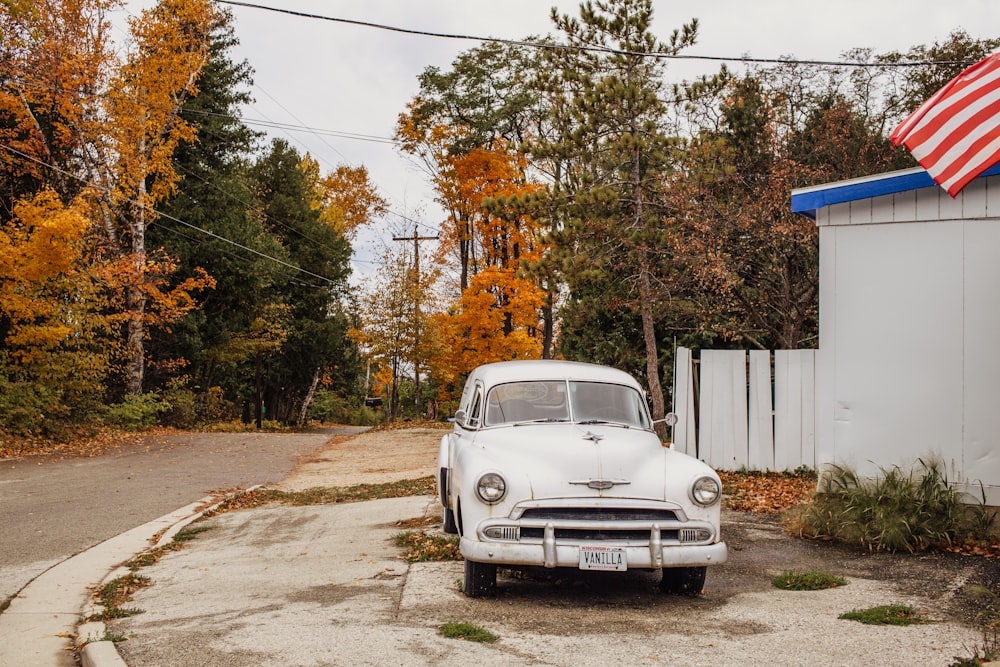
[659,566,707,595]
[462,559,497,598]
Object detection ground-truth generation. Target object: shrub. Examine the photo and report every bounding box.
[159,382,234,428]
[103,393,171,428]
[0,377,67,437]
[787,459,996,553]
[306,389,381,426]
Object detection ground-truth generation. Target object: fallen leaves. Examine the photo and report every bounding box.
[207,476,438,515]
[719,470,817,513]
[944,540,1000,559]
[394,530,461,562]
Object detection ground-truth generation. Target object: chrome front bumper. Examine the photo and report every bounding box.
[460,522,728,569]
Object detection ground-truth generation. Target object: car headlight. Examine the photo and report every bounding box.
[690,476,721,506]
[475,472,507,504]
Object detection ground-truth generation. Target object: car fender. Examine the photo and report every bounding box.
[451,440,541,539]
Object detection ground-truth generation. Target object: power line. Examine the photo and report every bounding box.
[147,217,336,290]
[1,144,343,286]
[387,209,440,236]
[215,0,978,68]
[171,161,346,258]
[254,84,352,162]
[2,78,424,272]
[240,115,397,144]
[4,77,398,148]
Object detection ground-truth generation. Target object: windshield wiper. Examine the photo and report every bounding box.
[576,419,630,429]
[512,418,569,426]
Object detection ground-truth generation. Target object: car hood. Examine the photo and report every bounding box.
[468,423,676,501]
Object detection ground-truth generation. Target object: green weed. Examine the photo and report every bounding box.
[839,604,926,626]
[125,525,213,570]
[952,625,999,666]
[439,622,499,643]
[772,570,847,591]
[87,574,150,622]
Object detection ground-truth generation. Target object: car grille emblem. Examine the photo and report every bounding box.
[569,478,631,490]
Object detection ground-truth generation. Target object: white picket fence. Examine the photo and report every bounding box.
[671,347,816,471]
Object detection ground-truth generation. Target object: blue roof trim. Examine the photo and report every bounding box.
[791,163,1000,218]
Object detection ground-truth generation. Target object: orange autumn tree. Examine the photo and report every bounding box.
[93,0,218,395]
[397,103,549,396]
[0,0,115,205]
[0,0,214,408]
[426,142,548,393]
[314,162,388,241]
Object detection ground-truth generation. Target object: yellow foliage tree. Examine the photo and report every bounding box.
[299,155,387,239]
[92,0,218,395]
[0,190,111,397]
[350,243,437,420]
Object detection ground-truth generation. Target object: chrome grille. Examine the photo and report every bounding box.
[518,507,678,522]
[522,527,679,542]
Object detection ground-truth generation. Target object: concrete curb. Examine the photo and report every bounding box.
[76,489,256,667]
[0,493,227,667]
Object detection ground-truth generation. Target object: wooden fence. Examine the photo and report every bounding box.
[671,347,816,471]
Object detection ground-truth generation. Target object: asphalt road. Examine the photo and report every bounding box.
[0,427,366,601]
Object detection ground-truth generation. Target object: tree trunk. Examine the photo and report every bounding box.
[125,286,146,396]
[541,286,554,359]
[638,248,667,438]
[298,367,321,427]
[254,349,263,429]
[629,126,666,437]
[125,154,148,396]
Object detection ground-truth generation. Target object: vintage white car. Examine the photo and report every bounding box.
[437,360,727,597]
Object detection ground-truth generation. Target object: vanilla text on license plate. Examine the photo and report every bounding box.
[578,545,626,571]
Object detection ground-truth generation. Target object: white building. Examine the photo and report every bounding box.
[791,164,1000,504]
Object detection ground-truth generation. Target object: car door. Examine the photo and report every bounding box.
[445,380,484,509]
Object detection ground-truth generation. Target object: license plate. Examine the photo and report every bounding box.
[578,545,627,571]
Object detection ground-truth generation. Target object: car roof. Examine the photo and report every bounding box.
[469,360,642,389]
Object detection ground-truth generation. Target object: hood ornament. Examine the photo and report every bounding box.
[569,478,631,490]
[582,431,604,442]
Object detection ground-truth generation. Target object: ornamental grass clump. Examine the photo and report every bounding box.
[786,459,995,553]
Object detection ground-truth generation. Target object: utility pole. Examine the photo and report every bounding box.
[393,226,438,417]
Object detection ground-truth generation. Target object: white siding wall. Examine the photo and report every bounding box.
[817,174,1000,504]
[964,220,1000,499]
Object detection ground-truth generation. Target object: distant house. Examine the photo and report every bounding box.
[791,164,1000,505]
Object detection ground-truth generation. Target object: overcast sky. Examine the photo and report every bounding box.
[119,0,1000,279]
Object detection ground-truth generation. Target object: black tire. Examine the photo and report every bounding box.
[462,559,497,598]
[442,506,458,534]
[659,566,707,595]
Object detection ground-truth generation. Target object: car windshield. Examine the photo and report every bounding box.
[483,380,651,429]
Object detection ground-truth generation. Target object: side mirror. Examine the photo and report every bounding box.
[454,409,468,427]
[652,412,679,426]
